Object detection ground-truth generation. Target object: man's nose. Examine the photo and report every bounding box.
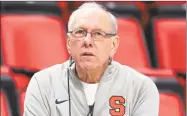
[83,33,94,47]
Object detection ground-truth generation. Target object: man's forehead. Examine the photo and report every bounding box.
[70,8,112,31]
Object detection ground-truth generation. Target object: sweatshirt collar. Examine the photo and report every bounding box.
[68,60,118,83]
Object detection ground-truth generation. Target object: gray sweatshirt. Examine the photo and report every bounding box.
[23,60,159,116]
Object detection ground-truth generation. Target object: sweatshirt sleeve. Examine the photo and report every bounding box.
[23,74,50,116]
[131,78,159,116]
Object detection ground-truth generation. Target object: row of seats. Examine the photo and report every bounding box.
[1,1,186,116]
[1,14,185,72]
[1,2,186,72]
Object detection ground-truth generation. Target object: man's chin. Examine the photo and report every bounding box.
[80,61,98,70]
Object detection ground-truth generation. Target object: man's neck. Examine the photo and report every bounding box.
[75,64,108,84]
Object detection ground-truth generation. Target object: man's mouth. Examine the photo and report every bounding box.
[81,52,94,56]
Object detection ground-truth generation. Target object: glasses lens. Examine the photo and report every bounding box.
[72,29,86,38]
[92,31,105,40]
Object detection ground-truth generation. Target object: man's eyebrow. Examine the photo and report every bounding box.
[73,27,105,32]
[72,27,87,31]
[91,29,104,31]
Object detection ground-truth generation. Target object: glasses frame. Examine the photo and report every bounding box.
[68,28,116,40]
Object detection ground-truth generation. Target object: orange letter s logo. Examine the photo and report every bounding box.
[109,96,125,116]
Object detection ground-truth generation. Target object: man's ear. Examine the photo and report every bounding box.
[110,35,119,57]
[66,34,71,55]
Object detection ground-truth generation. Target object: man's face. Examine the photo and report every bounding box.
[67,8,119,70]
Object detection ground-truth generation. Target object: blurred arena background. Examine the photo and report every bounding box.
[0,1,186,116]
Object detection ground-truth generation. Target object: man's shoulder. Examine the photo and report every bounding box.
[114,61,158,96]
[26,61,70,99]
[113,61,155,86]
[33,60,69,80]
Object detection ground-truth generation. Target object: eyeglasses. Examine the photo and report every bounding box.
[68,28,116,40]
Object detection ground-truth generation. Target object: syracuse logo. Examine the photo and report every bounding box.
[109,96,126,116]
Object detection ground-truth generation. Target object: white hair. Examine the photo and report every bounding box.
[68,2,118,34]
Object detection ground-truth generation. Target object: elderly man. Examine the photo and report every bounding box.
[24,2,159,116]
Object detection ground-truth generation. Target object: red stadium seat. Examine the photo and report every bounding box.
[114,18,150,68]
[1,66,30,89]
[139,68,184,93]
[11,73,30,90]
[66,1,85,9]
[176,73,186,111]
[1,15,69,70]
[138,68,185,114]
[154,18,186,72]
[19,91,26,116]
[1,70,28,115]
[1,75,20,116]
[1,91,9,116]
[57,1,70,26]
[159,93,184,116]
[1,66,10,75]
[101,1,150,29]
[136,68,174,78]
[137,68,185,115]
